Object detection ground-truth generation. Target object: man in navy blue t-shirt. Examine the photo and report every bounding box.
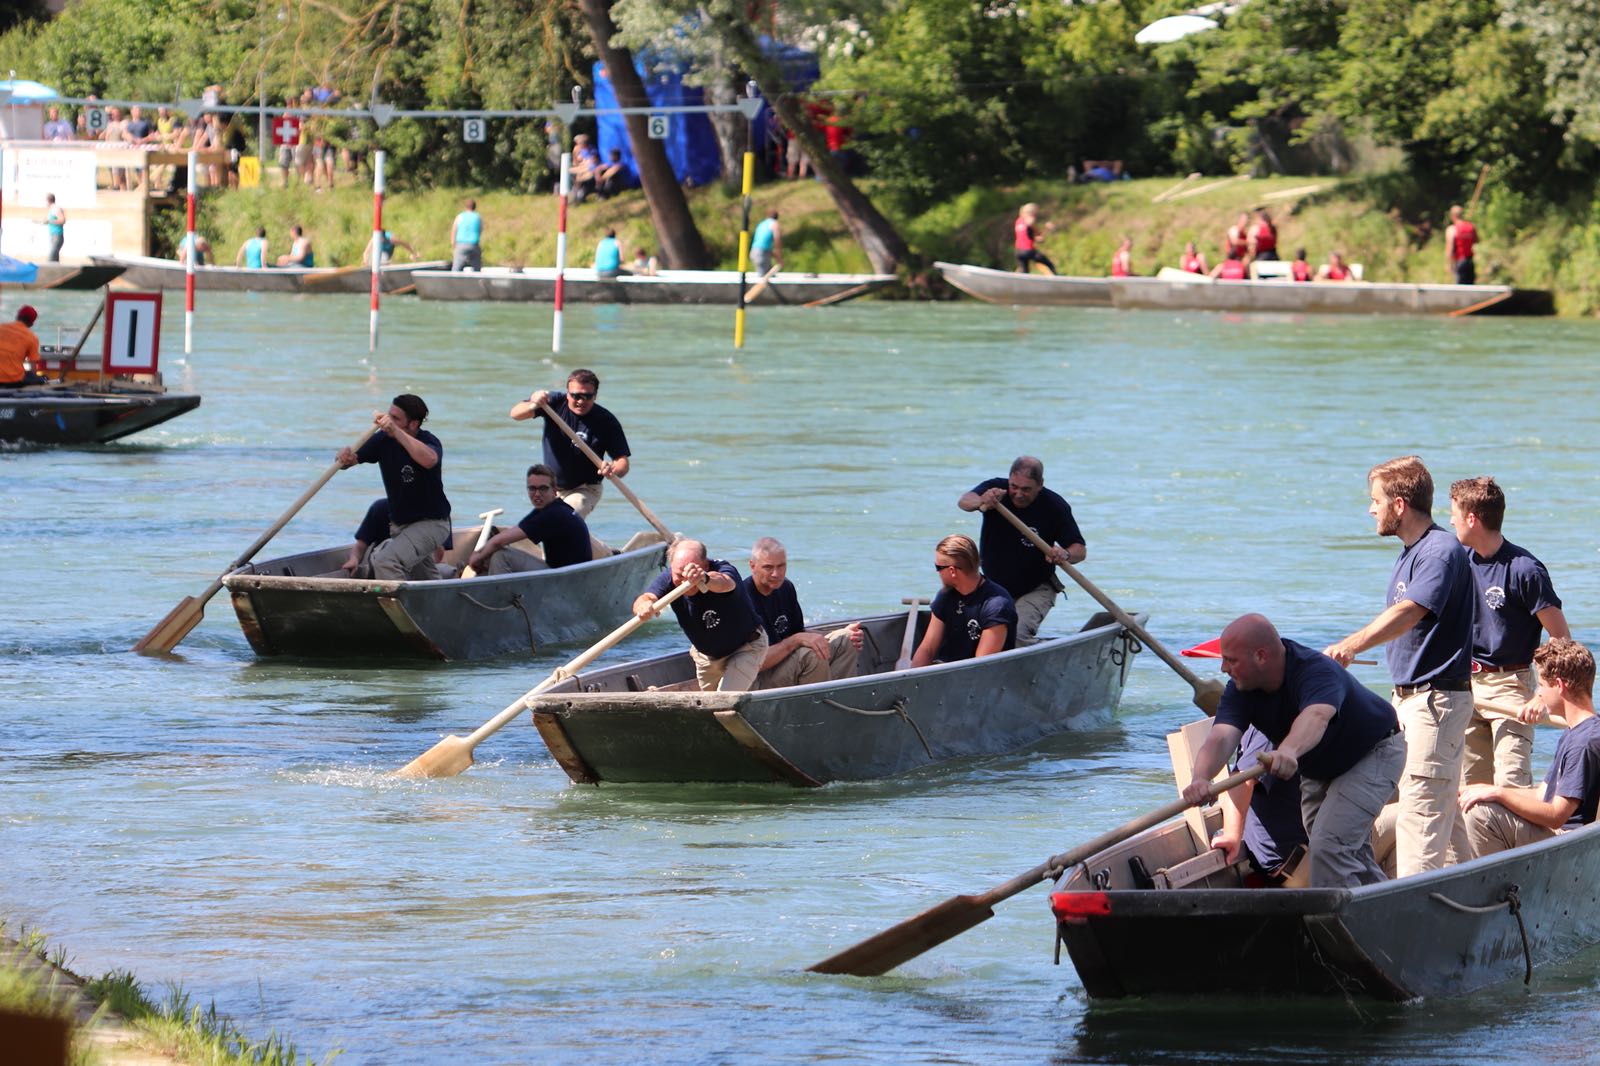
[1212,725,1309,881]
[332,498,455,578]
[634,539,767,691]
[911,534,1017,666]
[467,464,596,576]
[509,368,631,519]
[1326,456,1473,878]
[334,394,451,581]
[1188,613,1404,887]
[1461,638,1600,857]
[957,455,1085,644]
[743,536,863,688]
[1449,476,1570,789]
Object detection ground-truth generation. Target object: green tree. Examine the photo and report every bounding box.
[1503,0,1600,146]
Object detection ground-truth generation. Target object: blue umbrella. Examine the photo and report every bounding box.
[0,254,40,284]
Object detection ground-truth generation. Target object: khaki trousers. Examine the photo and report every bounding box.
[559,482,603,518]
[369,518,450,581]
[1300,730,1406,887]
[1465,800,1558,859]
[1013,584,1057,645]
[1392,686,1473,877]
[690,630,769,693]
[1465,669,1536,788]
[755,628,860,689]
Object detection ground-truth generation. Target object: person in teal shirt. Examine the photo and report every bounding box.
[594,227,623,278]
[751,209,781,275]
[235,226,269,269]
[42,194,66,262]
[451,198,482,271]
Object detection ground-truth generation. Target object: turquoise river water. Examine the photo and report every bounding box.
[4,292,1600,1064]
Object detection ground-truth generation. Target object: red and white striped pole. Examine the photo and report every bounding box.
[370,150,385,353]
[552,151,570,353]
[184,149,197,356]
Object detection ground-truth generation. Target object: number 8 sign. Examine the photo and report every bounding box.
[103,292,163,375]
[463,117,486,143]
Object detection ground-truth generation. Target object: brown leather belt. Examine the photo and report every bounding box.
[1472,662,1530,675]
[1393,676,1471,698]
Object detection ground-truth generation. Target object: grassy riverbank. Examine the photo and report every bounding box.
[1,922,325,1065]
[163,171,1600,314]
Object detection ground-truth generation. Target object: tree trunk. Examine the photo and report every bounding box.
[709,11,910,275]
[705,77,747,192]
[578,0,712,269]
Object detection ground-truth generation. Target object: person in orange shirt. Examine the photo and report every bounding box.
[0,305,44,387]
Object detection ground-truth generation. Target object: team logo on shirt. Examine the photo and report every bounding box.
[967,618,982,642]
[400,463,416,483]
[1020,525,1041,550]
[771,614,790,637]
[1392,580,1406,604]
[702,610,721,630]
[1485,585,1506,610]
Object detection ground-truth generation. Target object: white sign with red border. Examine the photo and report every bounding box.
[104,292,163,375]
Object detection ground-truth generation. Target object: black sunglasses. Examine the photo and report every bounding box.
[567,391,596,401]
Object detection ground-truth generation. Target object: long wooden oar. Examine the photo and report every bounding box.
[300,263,369,288]
[807,761,1267,976]
[894,597,929,670]
[132,426,377,654]
[802,282,874,309]
[535,397,674,544]
[992,501,1225,715]
[742,264,781,305]
[396,576,699,778]
[458,507,505,579]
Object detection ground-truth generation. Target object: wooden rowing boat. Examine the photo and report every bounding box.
[934,261,1113,307]
[0,381,200,444]
[222,535,668,661]
[1107,271,1554,316]
[524,608,1144,785]
[90,255,446,294]
[1050,812,1600,999]
[410,266,895,305]
[12,264,128,290]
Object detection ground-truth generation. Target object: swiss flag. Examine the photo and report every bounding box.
[271,115,302,146]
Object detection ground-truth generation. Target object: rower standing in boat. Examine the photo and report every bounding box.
[1012,203,1054,276]
[1449,476,1569,787]
[1459,638,1600,857]
[1248,209,1278,262]
[1223,212,1250,263]
[332,394,451,580]
[1445,204,1478,285]
[1212,725,1308,885]
[634,539,768,692]
[910,534,1017,666]
[466,464,596,575]
[958,456,1085,644]
[510,369,630,518]
[0,306,45,388]
[1185,613,1404,888]
[1326,455,1475,878]
[363,229,416,265]
[751,210,783,277]
[743,536,862,688]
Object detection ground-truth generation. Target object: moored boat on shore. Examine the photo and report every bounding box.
[934,261,1113,307]
[1106,270,1553,316]
[525,608,1144,785]
[91,254,445,294]
[410,266,894,305]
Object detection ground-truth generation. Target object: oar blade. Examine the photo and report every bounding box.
[1191,677,1225,717]
[807,895,994,976]
[395,734,475,779]
[131,596,205,655]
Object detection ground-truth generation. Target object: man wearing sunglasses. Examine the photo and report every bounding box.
[958,455,1086,645]
[466,464,596,575]
[511,368,631,518]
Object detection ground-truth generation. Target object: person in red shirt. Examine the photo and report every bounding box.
[1445,204,1478,285]
[1290,248,1313,282]
[1249,209,1278,261]
[1316,251,1353,282]
[1110,236,1133,277]
[1013,203,1056,275]
[0,305,44,387]
[1223,212,1250,262]
[1209,249,1248,280]
[1179,241,1209,274]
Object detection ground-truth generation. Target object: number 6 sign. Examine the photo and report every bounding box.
[103,292,163,375]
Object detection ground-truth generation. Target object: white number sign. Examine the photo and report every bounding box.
[647,114,669,140]
[463,118,486,143]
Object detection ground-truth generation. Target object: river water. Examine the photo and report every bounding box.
[4,293,1600,1064]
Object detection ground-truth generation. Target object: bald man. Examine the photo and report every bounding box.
[1183,613,1406,888]
[634,539,768,692]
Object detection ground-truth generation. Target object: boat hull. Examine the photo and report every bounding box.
[18,264,128,290]
[0,387,201,444]
[528,610,1144,785]
[1054,818,1600,1000]
[223,540,667,661]
[91,255,444,294]
[410,267,894,305]
[934,261,1112,307]
[1106,275,1551,316]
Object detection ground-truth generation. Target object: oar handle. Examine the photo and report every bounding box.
[470,509,504,552]
[460,578,701,750]
[224,425,379,573]
[991,501,1223,713]
[535,397,674,544]
[743,264,781,304]
[978,762,1268,909]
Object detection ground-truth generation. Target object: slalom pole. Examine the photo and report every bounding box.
[553,151,570,354]
[734,148,753,349]
[184,149,197,356]
[370,150,385,353]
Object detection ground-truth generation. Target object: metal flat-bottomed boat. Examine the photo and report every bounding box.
[1051,813,1600,1000]
[1106,271,1553,316]
[410,266,894,305]
[934,261,1113,307]
[526,608,1144,785]
[92,254,445,294]
[223,534,667,661]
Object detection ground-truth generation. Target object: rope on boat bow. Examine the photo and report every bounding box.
[820,696,934,758]
[1429,883,1531,984]
[456,591,538,655]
